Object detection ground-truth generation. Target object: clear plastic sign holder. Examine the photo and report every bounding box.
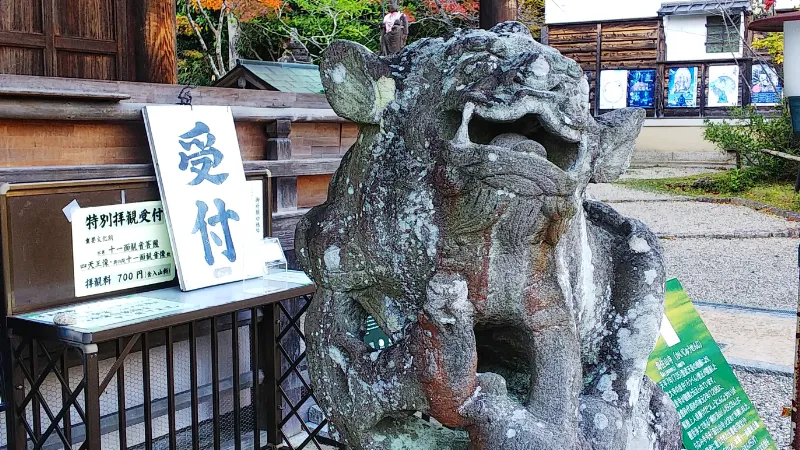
[242,237,289,295]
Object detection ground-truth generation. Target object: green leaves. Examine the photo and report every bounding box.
[704,103,800,180]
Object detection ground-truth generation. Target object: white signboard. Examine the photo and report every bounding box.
[72,201,175,297]
[708,65,740,107]
[246,180,265,278]
[248,180,264,242]
[22,296,189,330]
[144,106,256,291]
[599,70,629,110]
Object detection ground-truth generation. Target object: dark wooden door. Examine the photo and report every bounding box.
[0,0,131,80]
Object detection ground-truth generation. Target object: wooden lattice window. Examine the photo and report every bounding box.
[706,14,741,54]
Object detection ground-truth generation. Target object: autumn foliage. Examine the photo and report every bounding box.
[422,0,479,17]
[178,0,544,85]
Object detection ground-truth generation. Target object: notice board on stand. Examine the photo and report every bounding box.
[144,105,257,292]
[0,178,172,315]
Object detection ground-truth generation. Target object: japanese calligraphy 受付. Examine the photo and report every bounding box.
[178,122,230,186]
[192,199,240,265]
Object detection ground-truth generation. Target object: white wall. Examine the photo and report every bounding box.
[546,0,662,24]
[776,0,800,11]
[664,14,745,61]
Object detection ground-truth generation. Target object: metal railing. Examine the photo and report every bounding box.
[6,295,342,450]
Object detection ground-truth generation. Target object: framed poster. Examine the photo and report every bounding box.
[627,69,656,108]
[72,201,175,297]
[667,67,698,108]
[144,105,256,291]
[751,64,782,106]
[708,65,740,107]
[599,70,628,109]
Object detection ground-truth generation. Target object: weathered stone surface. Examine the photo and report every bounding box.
[296,22,682,450]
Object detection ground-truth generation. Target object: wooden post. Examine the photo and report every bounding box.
[656,21,666,118]
[267,120,298,212]
[594,24,602,117]
[699,64,707,118]
[132,0,178,84]
[742,58,753,107]
[480,0,518,30]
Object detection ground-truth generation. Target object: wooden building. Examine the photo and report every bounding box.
[543,0,794,165]
[0,0,350,256]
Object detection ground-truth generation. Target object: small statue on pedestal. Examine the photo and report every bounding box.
[380,0,409,56]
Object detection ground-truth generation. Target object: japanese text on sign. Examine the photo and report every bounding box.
[145,106,255,291]
[647,279,776,450]
[72,201,175,297]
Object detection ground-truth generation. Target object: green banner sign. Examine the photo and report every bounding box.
[647,279,777,450]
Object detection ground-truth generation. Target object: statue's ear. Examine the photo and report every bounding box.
[591,108,646,183]
[320,40,395,125]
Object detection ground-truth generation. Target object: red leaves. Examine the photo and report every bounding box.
[422,0,479,17]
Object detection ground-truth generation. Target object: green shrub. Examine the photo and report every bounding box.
[688,169,755,194]
[717,168,755,193]
[704,102,800,181]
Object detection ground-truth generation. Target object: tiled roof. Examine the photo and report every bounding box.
[658,0,751,16]
[217,59,324,94]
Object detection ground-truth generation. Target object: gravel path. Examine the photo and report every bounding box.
[601,172,797,450]
[585,184,680,202]
[609,201,800,237]
[734,368,793,449]
[661,238,798,310]
[622,167,724,180]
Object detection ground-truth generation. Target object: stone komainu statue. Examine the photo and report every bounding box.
[296,22,683,450]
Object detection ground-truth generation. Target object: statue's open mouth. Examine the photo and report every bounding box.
[445,102,581,197]
[451,102,582,173]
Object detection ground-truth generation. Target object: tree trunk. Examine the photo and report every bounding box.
[480,0,518,29]
[228,13,241,69]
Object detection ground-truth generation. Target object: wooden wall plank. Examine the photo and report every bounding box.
[290,123,342,158]
[0,47,44,75]
[340,123,359,154]
[0,158,344,183]
[0,120,272,166]
[237,122,268,161]
[297,174,331,208]
[56,51,116,80]
[0,74,333,109]
[56,0,115,40]
[0,0,43,33]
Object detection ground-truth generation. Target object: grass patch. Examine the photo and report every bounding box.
[618,171,800,213]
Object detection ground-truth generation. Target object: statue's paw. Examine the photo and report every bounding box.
[459,388,575,450]
[423,273,473,327]
[476,372,508,397]
[579,396,628,450]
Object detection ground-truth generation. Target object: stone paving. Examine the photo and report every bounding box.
[588,169,798,449]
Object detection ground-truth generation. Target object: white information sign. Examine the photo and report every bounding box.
[22,296,189,330]
[708,65,740,107]
[144,106,256,291]
[248,180,264,242]
[72,201,175,297]
[246,180,265,278]
[599,70,629,110]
